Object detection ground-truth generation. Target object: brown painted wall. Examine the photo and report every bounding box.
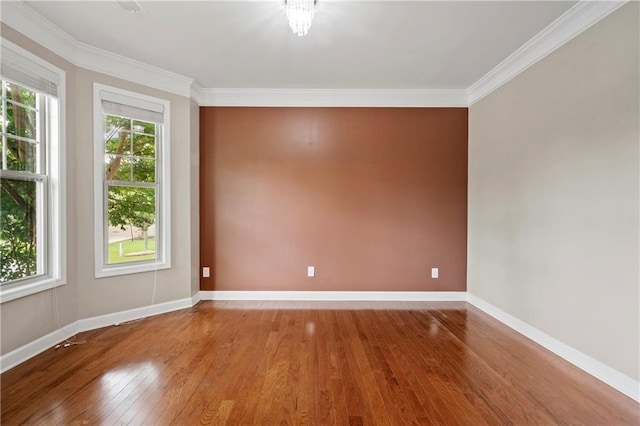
[200,107,468,291]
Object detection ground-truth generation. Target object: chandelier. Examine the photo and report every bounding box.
[285,0,316,37]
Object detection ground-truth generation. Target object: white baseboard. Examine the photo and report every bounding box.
[0,321,79,374]
[75,297,193,333]
[198,290,467,302]
[191,291,202,306]
[466,293,640,402]
[0,297,193,374]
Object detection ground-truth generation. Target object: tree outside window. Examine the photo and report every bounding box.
[0,81,43,283]
[103,115,158,264]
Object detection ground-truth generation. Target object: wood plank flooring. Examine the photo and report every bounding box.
[1,301,638,425]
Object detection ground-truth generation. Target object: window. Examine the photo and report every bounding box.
[94,84,170,277]
[0,39,66,303]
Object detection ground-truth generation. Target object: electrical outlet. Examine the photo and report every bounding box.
[203,267,210,278]
[431,268,439,279]
[307,266,315,277]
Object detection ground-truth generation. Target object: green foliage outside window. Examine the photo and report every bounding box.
[0,82,40,283]
[104,114,158,264]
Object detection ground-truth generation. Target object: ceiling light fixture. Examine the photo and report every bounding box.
[285,0,316,37]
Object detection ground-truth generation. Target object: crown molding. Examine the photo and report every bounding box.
[196,88,468,107]
[1,0,77,61]
[2,0,629,107]
[190,80,206,105]
[467,0,628,105]
[74,40,194,97]
[1,0,194,98]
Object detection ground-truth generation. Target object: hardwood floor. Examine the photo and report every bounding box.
[1,301,638,425]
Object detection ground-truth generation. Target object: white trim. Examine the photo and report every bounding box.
[75,41,193,98]
[190,80,205,105]
[93,83,171,279]
[0,321,79,374]
[0,277,64,304]
[196,88,468,107]
[467,0,628,105]
[1,1,194,98]
[95,263,172,279]
[466,293,640,402]
[50,63,67,297]
[0,38,67,304]
[0,297,192,374]
[0,2,77,68]
[75,297,192,333]
[191,291,202,306]
[198,290,467,301]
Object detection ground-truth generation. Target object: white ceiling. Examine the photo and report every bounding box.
[23,1,575,90]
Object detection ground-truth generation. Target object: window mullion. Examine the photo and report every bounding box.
[2,82,6,170]
[36,176,47,276]
[0,170,47,181]
[105,179,156,188]
[4,98,38,113]
[0,132,39,145]
[36,94,43,175]
[103,179,109,267]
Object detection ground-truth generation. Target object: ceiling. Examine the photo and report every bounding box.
[23,1,575,90]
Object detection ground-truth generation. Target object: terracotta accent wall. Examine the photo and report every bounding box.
[200,107,467,291]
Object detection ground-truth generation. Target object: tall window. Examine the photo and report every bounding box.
[0,39,65,302]
[94,84,170,277]
[0,81,44,282]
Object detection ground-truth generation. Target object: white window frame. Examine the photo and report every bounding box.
[93,83,171,278]
[0,38,66,303]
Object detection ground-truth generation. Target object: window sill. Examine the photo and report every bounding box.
[95,261,171,279]
[0,276,66,304]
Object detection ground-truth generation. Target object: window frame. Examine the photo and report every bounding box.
[0,38,66,303]
[93,83,171,278]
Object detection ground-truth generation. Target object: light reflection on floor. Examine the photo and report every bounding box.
[98,362,160,421]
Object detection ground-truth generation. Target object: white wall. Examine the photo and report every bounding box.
[0,24,199,354]
[190,99,200,296]
[468,3,639,381]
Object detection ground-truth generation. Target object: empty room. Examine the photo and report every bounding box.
[0,0,638,424]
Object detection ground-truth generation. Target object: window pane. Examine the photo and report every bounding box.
[0,178,38,282]
[105,116,131,155]
[132,158,155,183]
[132,132,155,159]
[6,101,37,140]
[5,82,36,109]
[132,120,155,136]
[105,115,131,133]
[105,155,132,181]
[107,185,157,265]
[6,138,37,172]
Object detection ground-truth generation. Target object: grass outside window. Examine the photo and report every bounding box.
[108,238,156,264]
